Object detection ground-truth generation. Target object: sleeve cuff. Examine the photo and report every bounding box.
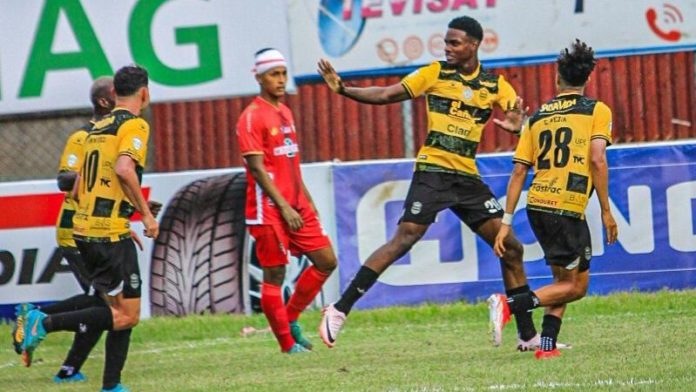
[591,135,612,146]
[241,151,264,156]
[512,158,533,167]
[401,81,415,98]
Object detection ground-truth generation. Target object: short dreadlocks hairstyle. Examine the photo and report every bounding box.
[557,39,597,87]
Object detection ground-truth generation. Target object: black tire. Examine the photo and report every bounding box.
[150,173,247,316]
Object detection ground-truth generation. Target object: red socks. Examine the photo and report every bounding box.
[260,283,295,352]
[286,266,330,322]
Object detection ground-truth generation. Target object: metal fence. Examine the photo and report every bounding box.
[0,111,155,182]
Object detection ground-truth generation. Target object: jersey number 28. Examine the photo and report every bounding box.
[537,127,572,169]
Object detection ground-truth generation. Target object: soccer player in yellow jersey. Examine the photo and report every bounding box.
[56,77,115,292]
[51,77,114,383]
[13,78,115,376]
[490,40,618,359]
[20,65,158,392]
[318,16,539,350]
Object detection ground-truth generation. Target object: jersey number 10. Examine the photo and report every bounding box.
[83,150,100,193]
[537,127,572,170]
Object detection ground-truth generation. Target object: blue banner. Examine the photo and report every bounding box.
[333,142,696,309]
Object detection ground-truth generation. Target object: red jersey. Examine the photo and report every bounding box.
[236,97,308,225]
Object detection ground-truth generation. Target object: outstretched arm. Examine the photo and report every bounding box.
[318,59,410,104]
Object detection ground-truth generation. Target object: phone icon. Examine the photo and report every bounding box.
[646,7,682,42]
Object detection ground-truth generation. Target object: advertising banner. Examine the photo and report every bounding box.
[333,142,696,309]
[289,0,696,78]
[0,164,338,320]
[0,0,293,115]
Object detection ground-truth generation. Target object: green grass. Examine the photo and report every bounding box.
[2,290,695,391]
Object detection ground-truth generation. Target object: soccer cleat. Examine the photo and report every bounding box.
[53,372,87,383]
[286,343,311,354]
[101,384,130,392]
[21,309,48,367]
[517,334,572,352]
[319,304,346,348]
[12,303,36,355]
[488,294,511,347]
[289,320,313,350]
[535,348,562,359]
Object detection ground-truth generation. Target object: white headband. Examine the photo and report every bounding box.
[254,49,287,74]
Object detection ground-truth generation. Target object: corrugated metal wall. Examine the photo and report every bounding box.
[151,51,695,172]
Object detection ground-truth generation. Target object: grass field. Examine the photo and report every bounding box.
[1,290,695,391]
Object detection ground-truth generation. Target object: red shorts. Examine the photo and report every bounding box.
[248,208,331,268]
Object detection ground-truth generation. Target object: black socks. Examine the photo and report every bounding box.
[44,304,113,334]
[334,266,379,314]
[506,285,538,341]
[102,329,132,390]
[40,294,103,315]
[56,327,104,378]
[540,314,562,351]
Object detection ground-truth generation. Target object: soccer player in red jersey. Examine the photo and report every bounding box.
[236,48,337,353]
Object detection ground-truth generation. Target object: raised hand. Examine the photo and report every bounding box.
[493,97,529,135]
[317,59,345,94]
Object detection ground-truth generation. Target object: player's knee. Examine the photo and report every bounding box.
[501,238,523,264]
[320,256,337,273]
[111,309,139,330]
[571,281,589,301]
[395,228,424,251]
[263,266,286,286]
[123,313,140,328]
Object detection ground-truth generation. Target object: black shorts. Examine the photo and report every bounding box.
[75,238,141,298]
[527,209,592,272]
[401,171,504,230]
[60,246,91,293]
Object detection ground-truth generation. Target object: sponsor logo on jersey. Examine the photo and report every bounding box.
[531,183,563,194]
[273,138,299,157]
[541,99,577,112]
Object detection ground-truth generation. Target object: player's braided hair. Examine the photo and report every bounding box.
[448,16,483,42]
[557,39,596,87]
[114,65,149,97]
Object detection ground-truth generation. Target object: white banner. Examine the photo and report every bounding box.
[289,0,696,77]
[0,0,293,115]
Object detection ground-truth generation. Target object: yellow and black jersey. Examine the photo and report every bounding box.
[73,108,149,242]
[401,61,516,177]
[56,125,91,248]
[513,94,612,218]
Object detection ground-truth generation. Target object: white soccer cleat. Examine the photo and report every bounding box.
[319,304,346,348]
[488,293,511,347]
[517,333,573,352]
